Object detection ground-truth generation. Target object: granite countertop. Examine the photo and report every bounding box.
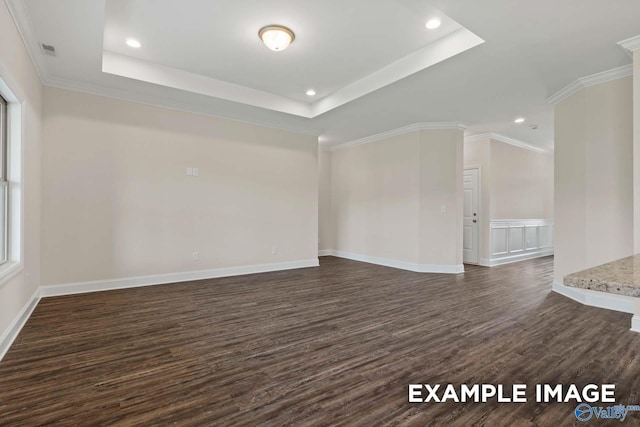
[564,255,640,298]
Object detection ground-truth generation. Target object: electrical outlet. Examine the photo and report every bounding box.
[186,167,193,176]
[272,246,278,255]
[192,251,199,262]
[193,167,199,177]
[441,205,447,214]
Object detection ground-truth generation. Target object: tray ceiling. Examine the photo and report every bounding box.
[102,0,484,117]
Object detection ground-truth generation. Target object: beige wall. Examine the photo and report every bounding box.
[584,79,634,267]
[554,76,633,283]
[330,129,464,268]
[318,148,333,251]
[418,130,464,266]
[331,132,421,263]
[555,89,587,283]
[489,141,554,220]
[42,87,318,285]
[0,3,42,341]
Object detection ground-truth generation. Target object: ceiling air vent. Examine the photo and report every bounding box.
[40,43,56,56]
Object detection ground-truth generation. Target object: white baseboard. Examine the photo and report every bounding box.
[553,282,640,333]
[481,249,554,267]
[551,282,588,305]
[0,288,41,362]
[40,259,319,297]
[323,249,464,274]
[318,250,333,257]
[552,282,637,314]
[0,259,319,361]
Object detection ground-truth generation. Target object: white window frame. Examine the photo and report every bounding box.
[0,74,24,286]
[0,95,8,265]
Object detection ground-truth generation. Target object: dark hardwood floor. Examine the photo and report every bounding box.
[1,256,639,426]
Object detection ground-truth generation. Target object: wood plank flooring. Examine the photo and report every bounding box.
[1,256,639,426]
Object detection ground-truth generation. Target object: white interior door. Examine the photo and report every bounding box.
[463,168,480,264]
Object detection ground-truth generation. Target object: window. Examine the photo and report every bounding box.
[0,95,7,265]
[0,76,22,285]
[0,77,23,284]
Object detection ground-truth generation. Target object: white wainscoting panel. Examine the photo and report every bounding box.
[539,225,553,248]
[492,227,509,256]
[525,226,538,250]
[509,227,525,253]
[484,219,554,266]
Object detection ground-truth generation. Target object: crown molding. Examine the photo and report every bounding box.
[465,132,550,154]
[618,35,640,52]
[4,0,48,84]
[331,122,468,152]
[546,64,633,105]
[44,76,321,137]
[578,64,633,87]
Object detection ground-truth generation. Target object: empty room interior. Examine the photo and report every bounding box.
[1,0,640,425]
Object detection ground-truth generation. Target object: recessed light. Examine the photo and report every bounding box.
[126,38,142,49]
[514,117,526,124]
[259,25,295,51]
[306,89,316,97]
[426,18,441,30]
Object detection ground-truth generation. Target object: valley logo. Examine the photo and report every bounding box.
[574,403,640,423]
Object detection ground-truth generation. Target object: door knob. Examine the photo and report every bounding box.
[473,219,477,223]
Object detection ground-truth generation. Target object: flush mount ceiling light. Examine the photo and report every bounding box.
[259,25,295,51]
[425,18,441,29]
[126,38,141,48]
[514,117,526,124]
[306,89,316,96]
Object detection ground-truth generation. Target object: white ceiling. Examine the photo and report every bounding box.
[9,0,640,150]
[101,0,484,118]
